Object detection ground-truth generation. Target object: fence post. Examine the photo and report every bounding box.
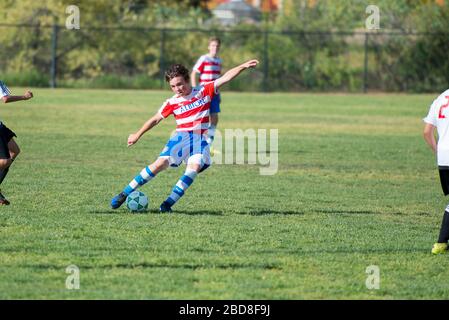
[50,23,59,88]
[363,32,368,93]
[159,28,166,89]
[263,30,269,92]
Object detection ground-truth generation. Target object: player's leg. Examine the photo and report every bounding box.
[122,157,169,195]
[111,157,169,209]
[160,136,211,212]
[432,206,449,254]
[208,113,219,144]
[206,94,221,145]
[111,132,186,209]
[8,138,20,160]
[0,138,20,184]
[432,169,449,254]
[159,162,201,213]
[0,157,12,206]
[0,126,17,205]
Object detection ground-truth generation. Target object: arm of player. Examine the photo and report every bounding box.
[214,60,259,90]
[423,123,437,154]
[190,70,199,87]
[128,112,164,147]
[2,91,33,103]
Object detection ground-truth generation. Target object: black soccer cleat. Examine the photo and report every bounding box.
[0,190,10,205]
[159,201,173,213]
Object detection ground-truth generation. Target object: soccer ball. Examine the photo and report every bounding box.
[126,191,149,213]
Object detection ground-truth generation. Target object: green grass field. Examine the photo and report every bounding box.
[0,88,447,299]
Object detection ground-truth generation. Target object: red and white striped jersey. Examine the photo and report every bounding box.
[193,55,222,84]
[158,82,217,133]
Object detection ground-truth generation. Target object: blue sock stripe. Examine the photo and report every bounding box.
[145,166,155,177]
[166,197,176,206]
[123,186,133,195]
[180,175,194,186]
[135,174,146,185]
[173,185,184,197]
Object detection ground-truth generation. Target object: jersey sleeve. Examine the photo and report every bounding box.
[158,100,173,118]
[0,81,11,98]
[423,98,439,126]
[193,56,205,73]
[202,81,217,100]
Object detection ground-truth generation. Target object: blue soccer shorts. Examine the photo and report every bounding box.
[159,131,211,170]
[210,94,221,114]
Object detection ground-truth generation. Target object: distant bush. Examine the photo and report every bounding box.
[58,74,161,90]
[2,70,50,87]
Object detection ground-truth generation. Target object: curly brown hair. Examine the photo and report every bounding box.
[165,64,190,83]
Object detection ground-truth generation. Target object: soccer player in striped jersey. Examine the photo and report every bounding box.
[191,37,222,147]
[0,81,33,205]
[111,59,259,212]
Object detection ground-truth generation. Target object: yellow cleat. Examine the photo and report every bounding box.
[431,243,448,255]
[209,147,221,157]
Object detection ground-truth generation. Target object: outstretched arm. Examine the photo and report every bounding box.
[2,91,33,103]
[128,112,164,147]
[214,60,259,90]
[423,123,437,154]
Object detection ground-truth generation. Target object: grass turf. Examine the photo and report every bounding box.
[0,88,447,299]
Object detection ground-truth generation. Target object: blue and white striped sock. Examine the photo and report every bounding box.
[123,166,155,195]
[165,169,198,207]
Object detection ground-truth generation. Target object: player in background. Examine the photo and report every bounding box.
[0,81,33,205]
[190,37,222,149]
[111,59,259,212]
[423,88,449,254]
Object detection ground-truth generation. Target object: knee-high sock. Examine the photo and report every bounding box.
[437,208,449,243]
[0,167,9,185]
[0,158,13,185]
[165,169,198,207]
[123,166,155,195]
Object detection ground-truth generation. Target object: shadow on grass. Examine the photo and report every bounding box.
[89,209,125,215]
[89,209,160,215]
[90,208,410,216]
[313,209,415,215]
[169,210,224,216]
[237,209,305,215]
[91,208,305,216]
[314,209,380,215]
[28,261,280,270]
[252,247,431,255]
[89,209,224,216]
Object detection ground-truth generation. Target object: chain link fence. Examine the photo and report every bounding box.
[0,23,448,93]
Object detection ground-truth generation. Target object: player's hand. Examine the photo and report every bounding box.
[243,60,259,69]
[127,133,140,147]
[24,91,33,100]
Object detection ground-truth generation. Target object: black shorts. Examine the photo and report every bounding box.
[0,124,17,159]
[439,167,449,195]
